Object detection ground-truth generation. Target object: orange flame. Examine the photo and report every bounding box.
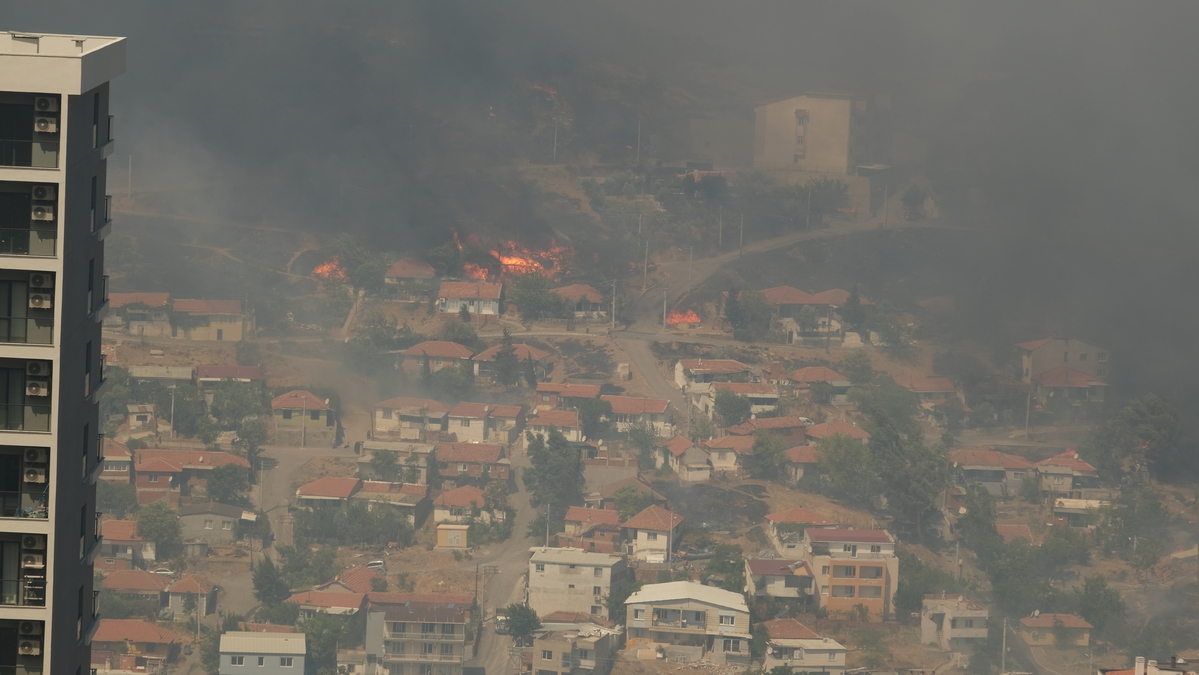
[312,256,347,281]
[667,310,701,325]
[463,263,489,280]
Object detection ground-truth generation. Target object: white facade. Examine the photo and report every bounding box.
[0,31,124,675]
[527,547,627,620]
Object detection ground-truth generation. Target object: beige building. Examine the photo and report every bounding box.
[528,547,628,620]
[754,89,869,174]
[760,618,846,675]
[624,582,751,665]
[1017,337,1110,384]
[803,529,899,621]
[621,505,684,562]
[921,594,989,651]
[532,624,621,675]
[364,593,475,675]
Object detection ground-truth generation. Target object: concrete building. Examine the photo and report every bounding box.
[744,559,812,599]
[178,502,254,544]
[370,398,452,440]
[1035,450,1101,498]
[621,505,684,562]
[753,89,869,174]
[624,581,751,665]
[760,618,846,675]
[764,507,838,554]
[600,395,672,437]
[531,624,620,675]
[527,547,628,620]
[271,389,335,447]
[0,31,125,675]
[534,382,601,411]
[948,448,1036,498]
[437,442,510,482]
[1017,337,1110,384]
[803,529,898,621]
[1018,613,1091,647]
[921,594,988,652]
[674,359,752,392]
[219,631,306,675]
[364,592,475,675]
[169,299,252,341]
[437,281,502,315]
[92,619,177,673]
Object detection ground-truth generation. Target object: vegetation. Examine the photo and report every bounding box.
[576,396,614,439]
[510,272,571,320]
[626,419,659,470]
[841,349,874,384]
[725,288,773,342]
[97,481,139,518]
[705,544,746,592]
[504,603,542,645]
[493,328,521,388]
[293,502,416,548]
[604,579,643,623]
[136,502,182,559]
[614,485,655,520]
[744,430,787,479]
[714,389,752,426]
[523,428,586,510]
[205,464,251,506]
[252,556,292,607]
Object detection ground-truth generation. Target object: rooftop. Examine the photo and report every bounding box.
[746,559,808,577]
[791,366,849,384]
[540,611,619,630]
[923,593,986,611]
[93,619,177,645]
[103,438,132,459]
[564,506,621,527]
[433,485,487,508]
[806,528,892,544]
[403,341,475,359]
[436,442,504,464]
[528,547,624,566]
[711,382,778,396]
[528,410,579,428]
[178,502,249,519]
[704,435,756,454]
[601,395,669,415]
[679,359,751,375]
[271,390,332,411]
[135,449,250,471]
[328,566,383,594]
[660,435,694,457]
[625,581,748,614]
[384,258,436,279]
[622,504,684,531]
[593,476,664,500]
[725,416,807,435]
[374,397,452,416]
[762,617,823,640]
[102,570,172,592]
[168,575,215,595]
[535,382,602,398]
[949,447,1035,471]
[296,476,360,500]
[219,631,307,656]
[785,445,820,464]
[439,281,502,300]
[1036,450,1098,474]
[552,284,604,304]
[1016,338,1054,352]
[108,292,170,309]
[173,299,242,314]
[761,286,817,305]
[286,591,365,610]
[196,365,262,381]
[1019,613,1092,629]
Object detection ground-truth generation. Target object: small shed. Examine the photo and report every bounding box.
[436,523,470,550]
[126,404,158,433]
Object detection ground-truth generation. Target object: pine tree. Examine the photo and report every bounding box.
[524,355,538,387]
[494,328,519,389]
[420,355,432,388]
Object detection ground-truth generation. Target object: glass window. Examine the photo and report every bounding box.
[282,410,292,420]
[542,651,553,660]
[859,566,883,579]
[633,609,643,619]
[231,657,244,666]
[258,657,265,667]
[204,520,213,529]
[719,615,735,626]
[859,586,882,598]
[646,532,657,541]
[280,658,293,667]
[535,564,545,572]
[831,585,855,598]
[594,567,603,577]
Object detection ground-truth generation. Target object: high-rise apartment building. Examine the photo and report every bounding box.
[0,31,126,675]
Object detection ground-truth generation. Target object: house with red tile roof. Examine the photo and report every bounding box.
[319,565,385,594]
[585,476,665,511]
[101,438,133,484]
[674,359,753,392]
[132,449,251,506]
[1032,365,1107,406]
[526,409,581,442]
[725,416,807,445]
[534,382,601,410]
[384,257,436,281]
[92,620,178,671]
[804,422,869,443]
[657,435,711,483]
[1035,450,1100,497]
[744,559,812,599]
[691,381,779,419]
[171,298,252,341]
[371,397,451,440]
[1018,613,1091,647]
[562,506,622,537]
[761,286,818,314]
[552,284,606,316]
[894,376,961,406]
[622,505,683,561]
[99,519,156,569]
[295,476,430,525]
[285,591,366,619]
[433,485,504,524]
[472,343,550,380]
[437,441,510,481]
[1017,337,1109,385]
[791,366,851,388]
[401,340,475,374]
[167,575,217,616]
[784,445,821,484]
[949,447,1036,497]
[444,403,525,445]
[438,281,503,315]
[101,570,171,604]
[704,435,756,474]
[765,506,838,551]
[601,395,673,437]
[760,617,845,675]
[109,292,171,309]
[272,389,336,446]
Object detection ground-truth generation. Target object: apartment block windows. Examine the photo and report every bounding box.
[535,563,545,572]
[831,585,855,598]
[91,177,98,232]
[542,652,553,661]
[593,567,603,577]
[593,586,602,595]
[793,110,808,161]
[858,586,882,598]
[0,276,52,344]
[258,657,265,666]
[231,657,244,666]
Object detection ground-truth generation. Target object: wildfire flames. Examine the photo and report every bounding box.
[667,310,701,326]
[454,231,574,281]
[312,256,347,281]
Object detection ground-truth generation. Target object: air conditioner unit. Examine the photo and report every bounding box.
[25,380,49,398]
[21,535,45,550]
[28,294,52,310]
[33,117,57,134]
[18,639,41,656]
[29,272,53,289]
[31,185,55,202]
[21,554,44,569]
[34,96,58,112]
[23,468,46,484]
[24,448,48,463]
[30,204,54,221]
[26,361,48,377]
[19,621,42,636]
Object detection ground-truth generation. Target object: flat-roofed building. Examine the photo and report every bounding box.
[528,547,628,620]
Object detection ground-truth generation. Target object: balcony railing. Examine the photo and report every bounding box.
[0,578,47,607]
[0,228,56,257]
[0,316,53,345]
[382,653,462,663]
[0,404,52,432]
[386,631,460,641]
[0,489,49,519]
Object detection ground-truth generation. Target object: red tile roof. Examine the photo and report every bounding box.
[196,365,262,381]
[806,528,892,544]
[678,359,751,374]
[168,575,214,594]
[297,477,361,499]
[93,619,178,645]
[564,506,621,527]
[762,617,823,640]
[439,281,502,300]
[385,258,436,279]
[375,397,452,415]
[104,438,132,459]
[403,341,475,359]
[1017,338,1054,352]
[286,591,365,609]
[136,449,251,470]
[473,343,550,362]
[785,446,820,464]
[552,284,603,304]
[173,299,241,314]
[357,481,428,497]
[894,376,957,393]
[810,289,870,305]
[746,559,807,577]
[725,416,806,435]
[433,485,487,508]
[601,395,669,415]
[489,404,523,419]
[949,448,1035,470]
[448,402,492,419]
[135,457,183,473]
[536,382,601,398]
[102,520,141,542]
[334,566,383,594]
[102,570,172,592]
[712,382,777,396]
[437,442,504,464]
[1019,613,1091,629]
[805,422,870,441]
[1033,366,1105,387]
[108,292,171,309]
[1036,450,1098,474]
[996,524,1034,545]
[660,435,694,457]
[704,435,756,454]
[622,504,683,531]
[271,389,332,411]
[528,410,579,428]
[791,366,849,384]
[766,507,836,526]
[761,286,817,305]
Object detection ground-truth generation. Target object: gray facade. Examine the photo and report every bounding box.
[179,502,248,544]
[220,631,306,675]
[0,31,125,675]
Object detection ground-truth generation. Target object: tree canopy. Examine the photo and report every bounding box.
[523,428,586,510]
[713,389,751,426]
[136,502,182,559]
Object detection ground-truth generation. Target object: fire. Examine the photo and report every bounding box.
[463,263,489,280]
[451,229,574,281]
[312,256,347,281]
[667,310,701,326]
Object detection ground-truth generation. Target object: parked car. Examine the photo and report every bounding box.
[150,568,174,576]
[366,560,386,572]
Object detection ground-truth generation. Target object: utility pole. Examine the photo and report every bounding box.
[687,246,693,292]
[553,118,559,163]
[882,184,889,228]
[635,117,641,164]
[739,215,744,258]
[610,280,617,334]
[170,385,176,440]
[301,396,307,448]
[127,155,132,197]
[1001,618,1007,673]
[1025,386,1032,434]
[638,213,642,236]
[662,286,669,328]
[806,184,812,229]
[718,207,723,248]
[642,239,649,292]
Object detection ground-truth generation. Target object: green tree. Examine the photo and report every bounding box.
[841,349,874,384]
[235,341,261,367]
[576,397,613,439]
[730,290,773,342]
[604,579,642,622]
[1037,527,1090,576]
[301,613,346,673]
[523,354,539,387]
[525,511,564,542]
[689,416,716,443]
[626,419,658,470]
[493,328,520,388]
[805,177,850,223]
[796,305,820,333]
[714,389,751,426]
[426,239,464,276]
[510,272,571,320]
[1073,574,1125,636]
[430,361,475,400]
[751,623,771,660]
[329,233,387,294]
[614,485,655,520]
[817,435,879,507]
[990,540,1048,617]
[371,576,389,592]
[706,544,746,592]
[209,380,263,430]
[97,481,138,518]
[810,381,834,405]
[233,419,269,478]
[459,304,471,324]
[958,485,1004,565]
[171,386,209,438]
[523,428,586,510]
[870,419,948,544]
[901,185,927,219]
[369,449,399,482]
[257,601,300,626]
[206,464,251,506]
[252,556,291,607]
[136,502,182,559]
[504,603,542,645]
[745,430,787,479]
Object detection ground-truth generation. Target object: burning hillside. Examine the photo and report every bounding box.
[312,256,347,281]
[457,234,575,282]
[667,310,701,326]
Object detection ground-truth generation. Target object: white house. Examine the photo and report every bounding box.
[760,618,846,675]
[621,505,684,562]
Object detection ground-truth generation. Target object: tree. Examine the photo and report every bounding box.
[627,419,658,470]
[97,481,138,518]
[206,464,251,506]
[745,430,787,479]
[810,381,834,405]
[706,544,745,592]
[509,272,571,320]
[730,290,773,342]
[233,419,268,478]
[689,416,716,443]
[459,304,471,324]
[523,354,539,387]
[136,502,182,559]
[989,539,1048,617]
[614,485,655,520]
[329,234,387,294]
[604,579,642,623]
[430,361,475,400]
[576,397,613,439]
[235,341,261,367]
[426,238,464,276]
[523,428,586,510]
[493,328,520,388]
[484,479,510,512]
[369,449,399,482]
[1073,574,1125,636]
[252,556,291,607]
[805,177,850,223]
[302,613,346,673]
[504,603,542,645]
[796,305,820,333]
[874,314,916,361]
[958,485,1004,565]
[714,389,751,426]
[209,379,263,430]
[870,419,948,544]
[901,185,926,220]
[171,386,209,438]
[841,349,873,384]
[370,576,389,592]
[817,435,879,507]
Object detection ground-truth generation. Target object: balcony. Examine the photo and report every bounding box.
[578,659,597,669]
[0,316,53,346]
[94,195,112,240]
[0,488,48,519]
[0,404,51,433]
[0,578,47,607]
[99,116,115,159]
[0,227,56,257]
[382,653,462,663]
[91,275,110,323]
[386,631,459,641]
[0,139,59,169]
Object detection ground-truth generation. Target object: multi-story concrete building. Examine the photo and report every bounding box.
[364,592,475,675]
[527,547,627,620]
[624,581,751,665]
[803,529,898,621]
[219,631,307,675]
[753,89,870,174]
[0,30,124,675]
[920,594,989,652]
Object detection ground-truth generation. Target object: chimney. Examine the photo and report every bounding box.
[1135,656,1146,675]
[1148,660,1158,675]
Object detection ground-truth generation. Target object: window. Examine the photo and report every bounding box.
[541,394,550,402]
[204,520,213,529]
[784,576,804,588]
[591,605,602,614]
[568,584,575,589]
[282,410,293,420]
[593,586,602,595]
[419,666,433,675]
[832,565,856,578]
[231,657,244,666]
[1098,353,1108,362]
[310,410,320,421]
[421,643,435,655]
[633,609,644,620]
[223,521,233,530]
[382,409,393,419]
[719,615,735,626]
[440,644,453,656]
[646,532,658,541]
[828,651,837,662]
[858,586,882,599]
[542,651,553,661]
[843,545,853,552]
[723,639,740,653]
[535,563,545,572]
[460,419,470,428]
[149,475,159,483]
[459,463,468,472]
[870,545,881,553]
[258,657,265,667]
[390,622,406,634]
[441,624,455,635]
[422,623,436,634]
[963,619,974,628]
[569,564,576,569]
[388,643,406,655]
[1097,368,1108,377]
[821,566,830,575]
[859,566,883,579]
[831,585,855,598]
[593,567,603,577]
[1079,353,1088,361]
